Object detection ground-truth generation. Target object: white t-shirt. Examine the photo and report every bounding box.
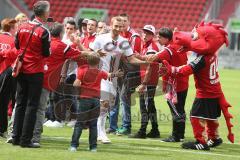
[62,34,78,76]
[91,33,133,73]
[91,33,133,101]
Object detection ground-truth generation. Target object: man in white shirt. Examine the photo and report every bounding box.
[91,16,146,143]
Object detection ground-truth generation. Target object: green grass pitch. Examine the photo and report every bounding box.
[0,69,240,160]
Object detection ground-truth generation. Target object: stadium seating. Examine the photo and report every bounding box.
[23,0,210,31]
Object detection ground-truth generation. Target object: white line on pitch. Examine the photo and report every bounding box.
[42,136,240,158]
[43,136,240,145]
[111,143,240,158]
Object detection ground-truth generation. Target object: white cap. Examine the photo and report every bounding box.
[143,25,155,35]
[82,18,89,24]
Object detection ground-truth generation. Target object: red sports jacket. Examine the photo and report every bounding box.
[15,17,50,74]
[157,43,189,92]
[0,32,15,74]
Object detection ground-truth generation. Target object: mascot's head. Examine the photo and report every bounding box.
[173,21,229,55]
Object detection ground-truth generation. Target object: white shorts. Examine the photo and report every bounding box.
[100,79,117,103]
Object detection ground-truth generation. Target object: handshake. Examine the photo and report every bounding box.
[109,69,124,78]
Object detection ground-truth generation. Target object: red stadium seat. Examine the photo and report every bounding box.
[21,0,209,31]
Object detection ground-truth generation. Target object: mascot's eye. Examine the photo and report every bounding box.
[192,32,199,41]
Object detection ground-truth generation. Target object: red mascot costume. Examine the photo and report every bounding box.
[161,21,234,150]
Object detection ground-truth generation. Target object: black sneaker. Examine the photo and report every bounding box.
[207,138,223,148]
[0,132,7,138]
[161,135,180,142]
[128,132,146,139]
[20,142,41,148]
[181,141,210,151]
[12,139,20,146]
[146,130,160,138]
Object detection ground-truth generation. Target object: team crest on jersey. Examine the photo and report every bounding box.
[0,43,11,52]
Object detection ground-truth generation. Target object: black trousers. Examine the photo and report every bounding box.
[0,67,16,133]
[139,86,158,133]
[12,72,43,145]
[167,89,188,139]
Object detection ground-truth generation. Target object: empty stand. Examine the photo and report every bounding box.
[23,0,209,31]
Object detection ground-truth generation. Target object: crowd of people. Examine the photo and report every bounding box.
[0,0,233,152]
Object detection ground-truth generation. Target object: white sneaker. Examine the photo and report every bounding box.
[47,121,64,128]
[43,120,53,126]
[101,137,111,144]
[69,146,77,152]
[32,142,41,148]
[66,120,76,127]
[97,136,102,141]
[6,137,13,143]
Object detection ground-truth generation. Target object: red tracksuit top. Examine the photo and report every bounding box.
[120,27,142,53]
[15,18,50,74]
[157,43,189,92]
[0,32,15,74]
[141,39,160,86]
[43,37,82,91]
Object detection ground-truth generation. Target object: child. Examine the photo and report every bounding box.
[69,53,123,152]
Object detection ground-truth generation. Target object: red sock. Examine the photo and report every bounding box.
[206,120,219,140]
[190,117,207,144]
[8,101,13,117]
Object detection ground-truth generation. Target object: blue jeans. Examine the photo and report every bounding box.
[120,86,131,130]
[109,81,132,131]
[71,98,100,149]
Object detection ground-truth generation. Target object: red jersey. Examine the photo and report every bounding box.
[0,32,15,74]
[141,39,159,85]
[157,43,189,92]
[188,54,222,98]
[15,18,50,74]
[81,33,96,49]
[120,27,142,53]
[43,37,82,91]
[77,65,108,98]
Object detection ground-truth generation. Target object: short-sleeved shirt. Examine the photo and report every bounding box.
[90,33,133,73]
[77,65,108,98]
[189,54,222,98]
[90,33,133,100]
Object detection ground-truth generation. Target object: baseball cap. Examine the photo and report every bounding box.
[143,25,155,35]
[82,19,88,24]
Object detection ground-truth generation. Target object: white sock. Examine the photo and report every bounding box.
[97,116,102,138]
[101,113,108,139]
